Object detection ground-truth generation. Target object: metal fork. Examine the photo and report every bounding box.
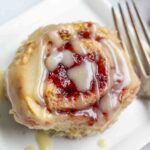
[112,0,150,98]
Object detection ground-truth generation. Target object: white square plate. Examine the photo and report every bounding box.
[0,0,150,150]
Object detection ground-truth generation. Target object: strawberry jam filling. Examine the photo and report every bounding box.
[48,52,108,98]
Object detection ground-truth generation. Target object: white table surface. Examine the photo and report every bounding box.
[0,0,41,25]
[0,0,149,26]
[0,0,149,149]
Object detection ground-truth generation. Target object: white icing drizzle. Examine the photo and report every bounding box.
[67,61,96,92]
[48,30,63,47]
[110,42,131,87]
[67,26,88,55]
[38,24,131,120]
[45,25,98,92]
[47,25,87,55]
[75,107,98,120]
[48,25,63,47]
[98,39,131,112]
[61,50,74,67]
[99,92,119,112]
[102,40,131,87]
[45,25,99,94]
[92,63,100,100]
[71,34,87,55]
[46,51,63,71]
[46,50,74,71]
[35,39,47,103]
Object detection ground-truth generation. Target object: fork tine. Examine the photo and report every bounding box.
[126,1,150,70]
[132,0,150,46]
[112,7,129,55]
[118,3,146,76]
[112,8,123,48]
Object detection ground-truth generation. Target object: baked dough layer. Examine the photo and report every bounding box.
[5,22,140,138]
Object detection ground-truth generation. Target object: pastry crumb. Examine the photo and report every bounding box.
[97,138,107,148]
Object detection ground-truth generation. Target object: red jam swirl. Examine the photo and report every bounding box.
[45,22,125,126]
[48,51,108,98]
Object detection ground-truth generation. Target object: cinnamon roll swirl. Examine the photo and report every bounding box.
[5,22,140,138]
